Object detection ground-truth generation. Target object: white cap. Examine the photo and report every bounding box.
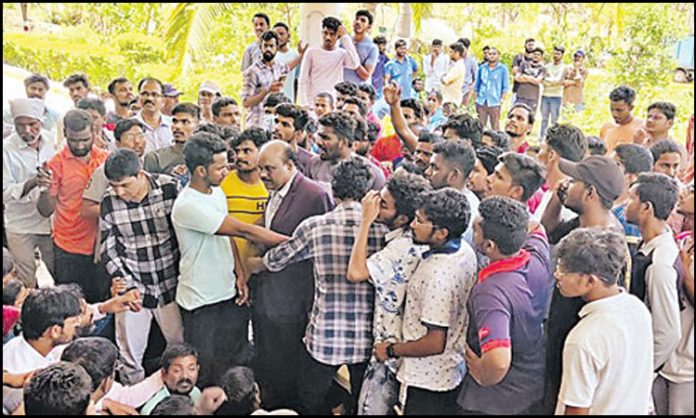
[199,80,221,95]
[9,98,45,122]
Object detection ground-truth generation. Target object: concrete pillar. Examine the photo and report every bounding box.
[299,3,344,48]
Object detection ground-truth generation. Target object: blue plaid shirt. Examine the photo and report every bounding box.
[263,201,388,365]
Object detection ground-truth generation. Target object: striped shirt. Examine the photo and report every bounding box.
[100,173,180,309]
[242,60,289,128]
[263,201,388,365]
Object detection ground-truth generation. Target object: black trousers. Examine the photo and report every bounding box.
[404,385,459,415]
[296,348,368,415]
[53,244,109,303]
[252,312,307,411]
[180,298,251,388]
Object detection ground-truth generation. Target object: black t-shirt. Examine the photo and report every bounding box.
[512,53,527,93]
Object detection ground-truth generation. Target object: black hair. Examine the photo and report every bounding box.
[395,39,407,48]
[335,81,359,97]
[253,12,270,26]
[367,121,380,143]
[373,35,387,45]
[525,38,535,44]
[615,144,654,175]
[233,126,270,150]
[61,337,118,392]
[137,77,164,93]
[63,108,93,133]
[322,16,342,32]
[427,90,443,105]
[25,73,50,89]
[633,172,680,221]
[482,45,490,52]
[24,361,93,416]
[3,277,25,306]
[555,228,627,285]
[419,188,471,240]
[647,101,676,121]
[105,148,142,182]
[151,395,197,415]
[331,157,373,201]
[353,117,369,142]
[161,343,199,371]
[531,47,544,55]
[218,366,259,415]
[275,103,310,131]
[507,103,535,126]
[483,130,509,150]
[457,37,471,49]
[479,196,530,256]
[107,77,129,95]
[650,139,683,163]
[358,84,377,101]
[63,73,89,89]
[342,96,368,117]
[195,123,240,143]
[183,132,229,173]
[498,152,546,202]
[319,111,356,144]
[114,118,145,142]
[609,86,636,106]
[3,246,15,278]
[417,131,443,144]
[476,146,504,175]
[401,98,425,121]
[212,96,239,117]
[273,22,289,32]
[433,139,476,179]
[316,92,335,107]
[449,42,465,55]
[21,286,82,340]
[356,9,374,25]
[586,135,607,156]
[545,123,588,162]
[388,171,433,222]
[432,39,443,46]
[263,92,291,109]
[553,45,566,54]
[260,30,279,44]
[442,114,483,147]
[172,102,201,120]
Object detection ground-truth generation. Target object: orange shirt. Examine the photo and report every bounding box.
[600,118,643,152]
[47,146,109,255]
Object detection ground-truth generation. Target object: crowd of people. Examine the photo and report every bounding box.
[3,8,695,416]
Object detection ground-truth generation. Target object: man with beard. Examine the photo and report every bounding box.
[305,111,385,194]
[273,22,307,102]
[373,188,476,415]
[212,97,242,130]
[242,31,289,129]
[4,98,57,288]
[172,132,287,387]
[344,10,379,87]
[504,103,535,153]
[3,73,62,136]
[54,73,92,149]
[272,103,314,173]
[513,47,546,115]
[347,172,432,415]
[144,103,200,184]
[242,13,271,72]
[38,110,110,303]
[251,140,333,410]
[385,39,419,100]
[298,17,359,108]
[105,77,136,125]
[140,344,202,415]
[135,77,174,155]
[468,145,503,201]
[512,38,536,97]
[221,127,270,269]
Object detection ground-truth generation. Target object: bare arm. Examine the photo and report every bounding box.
[564,406,590,415]
[385,328,446,358]
[541,182,567,237]
[347,191,379,282]
[37,189,56,218]
[215,215,289,247]
[464,345,512,386]
[384,83,418,152]
[81,199,101,220]
[355,63,375,81]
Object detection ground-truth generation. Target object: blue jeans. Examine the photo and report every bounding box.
[540,96,562,138]
[357,358,399,415]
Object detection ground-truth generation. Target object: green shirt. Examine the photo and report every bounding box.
[140,385,202,415]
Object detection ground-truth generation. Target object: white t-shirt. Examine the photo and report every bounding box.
[532,189,576,222]
[172,186,236,311]
[275,49,300,101]
[2,336,65,374]
[397,240,477,392]
[660,257,694,384]
[441,59,467,105]
[556,291,654,415]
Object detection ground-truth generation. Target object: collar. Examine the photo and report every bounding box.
[422,237,462,259]
[337,200,362,212]
[385,227,408,243]
[638,228,676,256]
[578,288,626,318]
[136,112,172,129]
[271,171,298,200]
[478,250,531,284]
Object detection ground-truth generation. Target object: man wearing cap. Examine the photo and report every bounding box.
[562,50,589,112]
[162,84,183,117]
[540,155,626,414]
[3,98,57,288]
[198,81,221,124]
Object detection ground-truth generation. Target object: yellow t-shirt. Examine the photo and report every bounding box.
[220,171,268,266]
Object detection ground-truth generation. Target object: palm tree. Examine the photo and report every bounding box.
[395,2,432,39]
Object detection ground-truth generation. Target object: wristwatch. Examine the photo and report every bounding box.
[386,343,398,359]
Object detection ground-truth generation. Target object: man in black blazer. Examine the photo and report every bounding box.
[251,140,334,410]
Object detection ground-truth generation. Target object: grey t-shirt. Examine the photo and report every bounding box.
[143,145,185,176]
[516,61,546,101]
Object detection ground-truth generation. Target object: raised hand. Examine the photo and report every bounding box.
[361,190,381,225]
[383,82,401,106]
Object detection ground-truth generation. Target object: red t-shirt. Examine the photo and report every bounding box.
[371,134,402,162]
